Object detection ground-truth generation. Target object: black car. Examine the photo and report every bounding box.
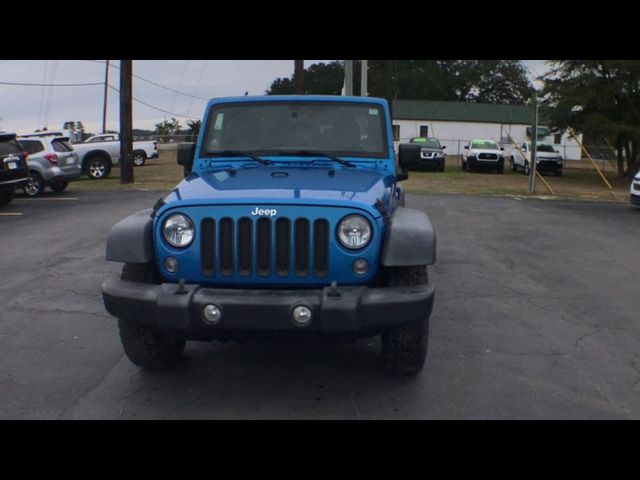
[406,137,447,171]
[0,132,29,206]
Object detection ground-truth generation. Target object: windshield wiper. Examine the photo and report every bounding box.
[207,150,272,165]
[276,150,356,168]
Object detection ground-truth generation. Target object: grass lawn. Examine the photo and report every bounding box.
[67,151,632,203]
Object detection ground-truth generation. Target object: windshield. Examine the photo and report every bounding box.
[536,144,556,153]
[411,137,440,148]
[471,140,499,150]
[201,102,387,158]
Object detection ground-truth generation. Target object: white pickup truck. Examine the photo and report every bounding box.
[508,142,564,176]
[73,134,158,179]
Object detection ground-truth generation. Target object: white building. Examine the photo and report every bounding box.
[391,100,583,160]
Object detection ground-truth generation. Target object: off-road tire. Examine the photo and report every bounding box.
[462,159,467,171]
[510,157,516,171]
[118,318,185,370]
[50,181,68,193]
[118,262,183,369]
[439,161,445,172]
[524,162,531,176]
[380,266,430,375]
[497,161,504,174]
[0,188,14,206]
[24,171,44,197]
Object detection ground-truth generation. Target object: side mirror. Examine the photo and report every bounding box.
[177,142,196,176]
[464,145,469,150]
[441,145,446,149]
[500,147,505,151]
[555,150,560,153]
[398,143,421,173]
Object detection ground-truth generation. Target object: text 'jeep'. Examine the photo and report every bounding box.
[102,95,436,374]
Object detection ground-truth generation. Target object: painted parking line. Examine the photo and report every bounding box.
[15,197,78,201]
[0,212,23,216]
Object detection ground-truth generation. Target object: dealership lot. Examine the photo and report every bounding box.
[1,190,639,419]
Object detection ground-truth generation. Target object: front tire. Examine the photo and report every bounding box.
[23,171,44,197]
[380,266,430,375]
[118,262,184,370]
[86,156,110,179]
[524,162,531,176]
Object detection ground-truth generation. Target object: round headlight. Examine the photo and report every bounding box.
[337,214,372,249]
[163,213,195,248]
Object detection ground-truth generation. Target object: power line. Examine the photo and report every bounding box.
[107,84,196,119]
[187,60,208,118]
[0,80,103,86]
[87,60,209,100]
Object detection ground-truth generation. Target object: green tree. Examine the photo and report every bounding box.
[186,119,202,142]
[542,60,640,177]
[266,61,360,95]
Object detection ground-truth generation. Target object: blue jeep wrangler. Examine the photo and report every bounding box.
[102,95,436,374]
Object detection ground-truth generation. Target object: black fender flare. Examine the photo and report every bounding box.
[381,207,436,266]
[105,209,155,263]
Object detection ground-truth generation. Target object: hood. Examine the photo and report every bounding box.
[161,165,395,214]
[419,146,444,154]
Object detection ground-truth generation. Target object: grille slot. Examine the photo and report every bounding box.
[313,219,329,276]
[294,219,310,277]
[219,218,234,276]
[201,218,215,276]
[237,217,252,276]
[275,218,291,277]
[256,218,271,276]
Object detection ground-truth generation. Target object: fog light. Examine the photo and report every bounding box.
[203,304,222,325]
[352,258,369,275]
[164,256,179,273]
[292,305,312,327]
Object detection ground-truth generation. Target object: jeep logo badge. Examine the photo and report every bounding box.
[251,207,277,217]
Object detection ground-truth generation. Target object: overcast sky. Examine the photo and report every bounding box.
[0,60,548,135]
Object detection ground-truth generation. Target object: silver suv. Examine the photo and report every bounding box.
[18,133,81,196]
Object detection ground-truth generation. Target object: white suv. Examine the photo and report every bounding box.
[631,171,640,207]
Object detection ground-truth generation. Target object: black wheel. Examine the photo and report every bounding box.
[524,162,531,176]
[439,161,445,172]
[50,181,68,193]
[497,160,504,174]
[467,161,474,172]
[462,159,467,171]
[554,169,562,177]
[510,156,516,171]
[133,151,146,167]
[118,318,186,370]
[380,266,430,375]
[118,262,184,370]
[23,171,44,197]
[86,156,110,179]
[0,188,14,206]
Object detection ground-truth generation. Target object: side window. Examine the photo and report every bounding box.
[392,125,400,142]
[52,140,69,152]
[20,140,45,155]
[419,125,429,137]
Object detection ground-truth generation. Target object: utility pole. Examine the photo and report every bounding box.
[529,91,538,193]
[360,60,368,97]
[294,60,305,94]
[343,60,353,96]
[102,60,110,134]
[120,60,134,184]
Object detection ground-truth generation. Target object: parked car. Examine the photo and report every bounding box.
[102,95,437,375]
[631,171,640,207]
[509,142,563,176]
[73,134,158,179]
[462,139,505,173]
[0,132,30,206]
[18,133,81,196]
[405,137,447,171]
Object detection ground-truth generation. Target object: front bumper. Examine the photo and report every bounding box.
[418,157,444,169]
[102,277,435,336]
[468,156,503,168]
[150,152,159,159]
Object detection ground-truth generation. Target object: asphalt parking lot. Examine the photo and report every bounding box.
[1,189,639,419]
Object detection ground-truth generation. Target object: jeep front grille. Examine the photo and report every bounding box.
[200,216,329,278]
